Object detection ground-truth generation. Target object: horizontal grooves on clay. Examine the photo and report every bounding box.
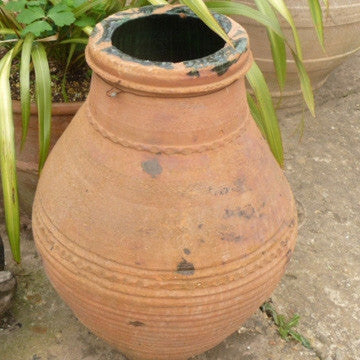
[33,197,296,298]
[39,235,287,359]
[33,200,296,308]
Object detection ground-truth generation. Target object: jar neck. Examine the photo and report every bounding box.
[86,73,250,154]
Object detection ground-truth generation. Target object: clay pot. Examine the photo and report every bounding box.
[232,0,360,107]
[32,5,297,360]
[13,101,82,216]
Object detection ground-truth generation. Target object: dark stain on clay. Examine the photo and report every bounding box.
[129,321,145,327]
[187,70,200,78]
[96,15,126,45]
[221,232,243,243]
[232,178,245,193]
[211,58,238,76]
[142,158,163,178]
[224,204,255,219]
[166,6,195,17]
[209,186,230,196]
[176,258,195,276]
[281,239,289,248]
[198,224,203,229]
[138,5,163,14]
[183,248,191,255]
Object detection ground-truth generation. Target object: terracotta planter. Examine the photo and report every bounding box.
[32,5,297,360]
[13,101,82,216]
[232,0,360,107]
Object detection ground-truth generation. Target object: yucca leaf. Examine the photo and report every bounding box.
[247,93,265,137]
[81,26,93,36]
[148,0,233,45]
[31,42,52,172]
[266,0,303,60]
[206,1,284,38]
[254,0,286,92]
[307,0,325,50]
[61,42,77,102]
[0,39,20,44]
[0,28,16,35]
[148,0,168,5]
[322,0,329,13]
[246,62,283,166]
[20,33,34,149]
[291,49,315,116]
[0,50,21,263]
[73,0,106,18]
[60,38,89,45]
[179,0,232,46]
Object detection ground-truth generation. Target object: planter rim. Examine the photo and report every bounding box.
[239,0,360,27]
[12,100,83,116]
[86,5,253,96]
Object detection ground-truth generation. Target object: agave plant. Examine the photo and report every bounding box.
[0,0,324,262]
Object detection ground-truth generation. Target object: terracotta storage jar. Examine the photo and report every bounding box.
[32,5,297,360]
[232,0,360,107]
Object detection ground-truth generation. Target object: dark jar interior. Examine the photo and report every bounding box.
[111,14,226,63]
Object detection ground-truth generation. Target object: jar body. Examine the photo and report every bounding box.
[33,77,296,360]
[32,5,297,360]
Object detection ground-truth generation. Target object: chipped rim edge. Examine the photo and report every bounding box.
[85,5,253,96]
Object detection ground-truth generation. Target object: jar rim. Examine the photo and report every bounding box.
[86,5,253,96]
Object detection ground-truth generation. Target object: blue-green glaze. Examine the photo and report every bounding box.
[93,5,248,74]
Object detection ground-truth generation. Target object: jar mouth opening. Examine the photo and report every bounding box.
[86,5,252,96]
[111,14,226,63]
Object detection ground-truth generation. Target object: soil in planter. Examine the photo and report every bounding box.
[0,46,91,103]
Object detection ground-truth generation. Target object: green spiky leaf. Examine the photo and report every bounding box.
[31,42,52,172]
[20,33,34,148]
[0,49,21,263]
[254,0,286,92]
[307,0,325,50]
[206,1,284,38]
[246,62,284,166]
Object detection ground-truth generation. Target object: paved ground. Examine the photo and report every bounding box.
[0,52,359,360]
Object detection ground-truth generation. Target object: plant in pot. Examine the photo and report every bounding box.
[230,0,360,107]
[0,0,129,263]
[0,1,316,261]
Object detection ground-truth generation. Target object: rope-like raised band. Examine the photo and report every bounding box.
[87,106,250,155]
